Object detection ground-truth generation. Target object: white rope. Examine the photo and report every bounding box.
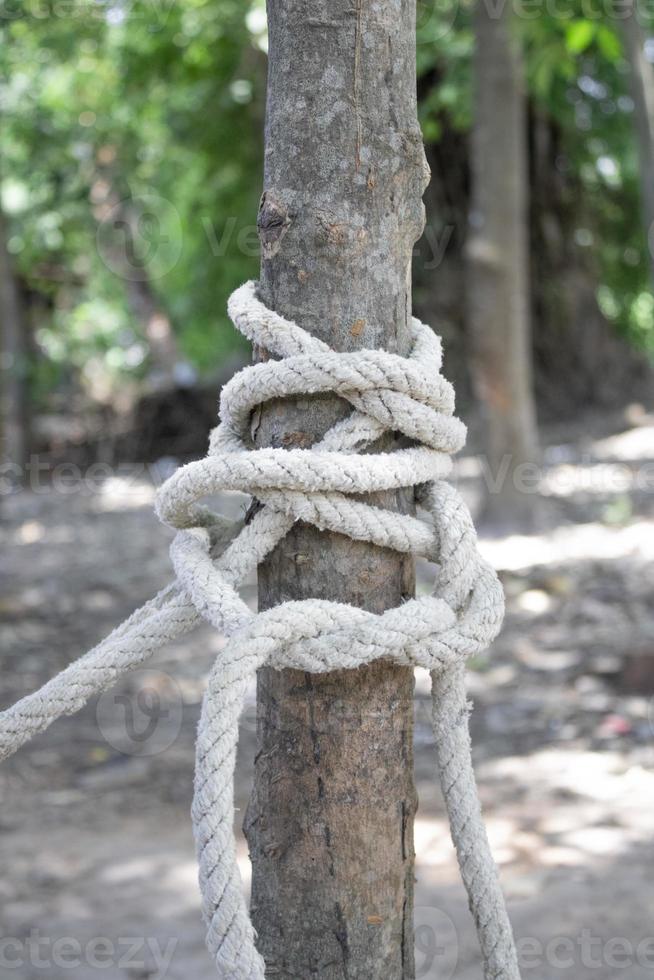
[0,281,520,980]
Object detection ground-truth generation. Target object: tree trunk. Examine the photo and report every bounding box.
[414,100,653,426]
[91,174,182,388]
[0,202,29,480]
[124,269,181,389]
[466,0,538,526]
[243,1,428,975]
[620,0,654,287]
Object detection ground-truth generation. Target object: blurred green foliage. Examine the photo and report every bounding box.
[416,0,654,354]
[1,0,653,410]
[1,0,266,403]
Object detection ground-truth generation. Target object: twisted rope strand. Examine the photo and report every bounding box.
[0,280,520,980]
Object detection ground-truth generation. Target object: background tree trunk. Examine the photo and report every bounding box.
[620,0,654,288]
[466,0,538,526]
[0,202,29,481]
[412,97,654,427]
[91,173,183,389]
[243,0,428,975]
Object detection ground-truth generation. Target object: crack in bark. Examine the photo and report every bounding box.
[353,0,363,172]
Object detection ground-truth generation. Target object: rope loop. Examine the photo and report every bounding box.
[0,281,520,980]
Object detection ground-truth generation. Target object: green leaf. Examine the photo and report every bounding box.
[565,20,595,55]
[596,25,622,62]
[421,117,442,143]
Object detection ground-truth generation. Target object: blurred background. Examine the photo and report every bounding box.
[1,1,654,978]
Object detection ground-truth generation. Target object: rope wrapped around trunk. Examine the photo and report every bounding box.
[0,281,521,980]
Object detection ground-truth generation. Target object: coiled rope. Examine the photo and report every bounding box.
[0,281,520,980]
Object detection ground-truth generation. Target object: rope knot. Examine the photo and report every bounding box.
[0,281,519,980]
[155,281,504,680]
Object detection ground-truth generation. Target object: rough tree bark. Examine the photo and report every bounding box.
[0,201,29,479]
[466,0,538,526]
[619,0,654,288]
[243,1,429,975]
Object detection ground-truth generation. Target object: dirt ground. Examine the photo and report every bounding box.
[1,414,654,979]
